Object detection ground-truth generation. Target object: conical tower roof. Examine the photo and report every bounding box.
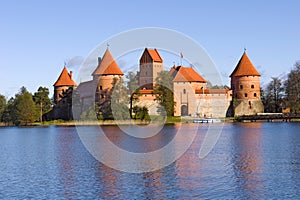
[230,52,260,77]
[92,49,123,76]
[53,66,76,87]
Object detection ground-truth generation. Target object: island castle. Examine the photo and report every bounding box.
[53,48,263,119]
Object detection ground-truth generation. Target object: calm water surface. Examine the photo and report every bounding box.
[0,123,299,199]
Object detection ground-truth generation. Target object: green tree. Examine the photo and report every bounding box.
[14,87,39,125]
[111,77,130,120]
[80,105,97,121]
[126,71,141,119]
[285,62,300,113]
[0,94,6,122]
[135,106,150,121]
[33,87,52,123]
[72,88,82,120]
[2,97,16,125]
[154,71,175,116]
[97,77,130,120]
[263,77,284,112]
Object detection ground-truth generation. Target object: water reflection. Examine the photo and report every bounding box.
[142,170,164,199]
[96,164,121,199]
[231,123,265,199]
[56,127,77,199]
[0,123,299,199]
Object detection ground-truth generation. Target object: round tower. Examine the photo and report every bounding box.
[53,66,76,104]
[230,51,264,116]
[92,49,124,102]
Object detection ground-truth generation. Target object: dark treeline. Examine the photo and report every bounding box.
[0,86,52,125]
[262,61,300,113]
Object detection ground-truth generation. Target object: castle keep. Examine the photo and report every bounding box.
[53,48,264,119]
[230,52,264,116]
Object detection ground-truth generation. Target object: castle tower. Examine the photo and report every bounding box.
[92,49,124,102]
[139,48,163,89]
[230,51,264,116]
[53,66,76,104]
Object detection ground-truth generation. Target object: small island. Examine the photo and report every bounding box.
[1,48,300,126]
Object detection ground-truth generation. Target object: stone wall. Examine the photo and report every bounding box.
[197,93,232,118]
[233,99,264,116]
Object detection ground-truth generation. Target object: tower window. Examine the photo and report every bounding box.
[240,85,243,89]
[100,86,102,90]
[254,93,257,97]
[251,85,254,89]
[245,93,248,97]
[183,89,186,94]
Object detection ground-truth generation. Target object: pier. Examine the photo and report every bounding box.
[235,113,300,122]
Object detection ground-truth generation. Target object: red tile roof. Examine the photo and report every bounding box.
[92,49,124,76]
[146,48,163,63]
[53,67,76,87]
[230,52,260,77]
[171,66,206,82]
[195,89,230,94]
[140,89,153,94]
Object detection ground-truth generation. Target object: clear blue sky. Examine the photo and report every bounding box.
[1,0,299,98]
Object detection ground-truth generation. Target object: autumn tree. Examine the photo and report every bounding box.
[263,77,284,113]
[154,71,175,116]
[285,62,300,112]
[33,86,52,123]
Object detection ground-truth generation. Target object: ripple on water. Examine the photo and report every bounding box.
[0,123,299,199]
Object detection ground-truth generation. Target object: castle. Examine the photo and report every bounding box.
[53,48,264,119]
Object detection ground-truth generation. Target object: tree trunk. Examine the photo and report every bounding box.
[40,101,43,124]
[130,94,133,119]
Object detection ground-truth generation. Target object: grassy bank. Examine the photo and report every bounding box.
[28,116,191,126]
[0,117,236,127]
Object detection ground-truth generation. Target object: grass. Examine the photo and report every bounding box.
[11,115,202,127]
[149,115,193,123]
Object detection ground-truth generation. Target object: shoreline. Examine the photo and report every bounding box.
[2,117,300,127]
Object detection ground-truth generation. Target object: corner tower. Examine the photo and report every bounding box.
[139,48,163,89]
[53,66,76,104]
[92,49,124,102]
[230,51,264,116]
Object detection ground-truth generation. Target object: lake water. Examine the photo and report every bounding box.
[0,123,299,199]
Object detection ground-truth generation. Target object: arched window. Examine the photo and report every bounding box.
[245,93,248,97]
[240,85,243,89]
[251,85,254,89]
[254,93,257,97]
[183,89,186,94]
